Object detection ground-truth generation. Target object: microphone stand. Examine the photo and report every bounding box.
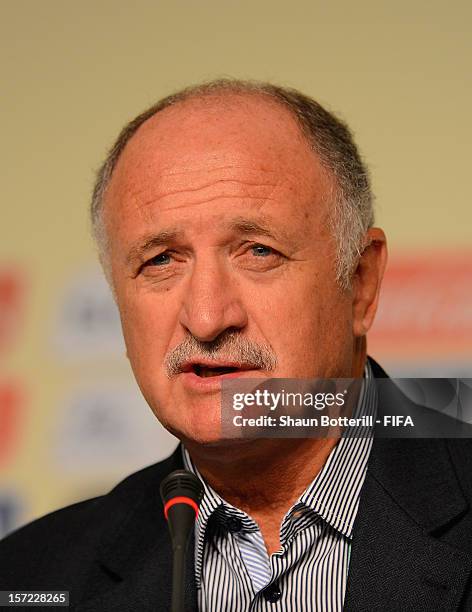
[160,470,203,612]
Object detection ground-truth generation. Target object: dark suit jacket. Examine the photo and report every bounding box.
[1,360,472,611]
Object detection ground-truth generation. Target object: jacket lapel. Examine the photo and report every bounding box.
[344,362,472,610]
[74,445,198,612]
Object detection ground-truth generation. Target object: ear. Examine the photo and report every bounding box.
[351,228,388,337]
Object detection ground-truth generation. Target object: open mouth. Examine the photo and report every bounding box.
[192,364,241,378]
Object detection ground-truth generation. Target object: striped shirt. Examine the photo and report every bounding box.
[182,362,377,611]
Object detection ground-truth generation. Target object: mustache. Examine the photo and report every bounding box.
[165,331,278,377]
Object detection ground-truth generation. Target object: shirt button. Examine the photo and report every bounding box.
[226,517,242,533]
[263,583,282,603]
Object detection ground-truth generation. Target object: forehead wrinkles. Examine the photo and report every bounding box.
[107,160,324,223]
[126,166,288,217]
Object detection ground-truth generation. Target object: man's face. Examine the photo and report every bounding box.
[104,95,361,444]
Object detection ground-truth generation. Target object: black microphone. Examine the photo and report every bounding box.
[160,470,203,612]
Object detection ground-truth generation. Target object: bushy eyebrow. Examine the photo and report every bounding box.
[225,216,286,241]
[126,216,289,266]
[126,229,183,266]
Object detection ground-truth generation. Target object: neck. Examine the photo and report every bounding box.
[187,437,338,513]
[186,437,339,555]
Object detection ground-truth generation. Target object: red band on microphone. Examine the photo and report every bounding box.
[164,496,199,520]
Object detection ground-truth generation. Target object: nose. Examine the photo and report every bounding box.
[179,257,248,342]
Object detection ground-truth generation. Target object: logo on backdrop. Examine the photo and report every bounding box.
[54,385,176,475]
[53,267,124,360]
[0,268,25,356]
[370,252,472,359]
[0,381,24,468]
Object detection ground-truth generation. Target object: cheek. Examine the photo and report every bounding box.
[117,290,174,380]
[258,277,353,374]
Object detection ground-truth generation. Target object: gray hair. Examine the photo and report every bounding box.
[91,79,374,289]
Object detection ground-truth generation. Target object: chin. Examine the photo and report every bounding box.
[154,405,224,446]
[172,427,229,447]
[179,431,253,452]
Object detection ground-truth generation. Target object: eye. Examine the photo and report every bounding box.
[235,242,285,273]
[251,244,274,257]
[146,251,172,266]
[136,249,186,283]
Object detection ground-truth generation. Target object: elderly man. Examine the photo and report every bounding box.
[1,80,472,611]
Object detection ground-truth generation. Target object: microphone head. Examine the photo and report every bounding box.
[160,469,204,521]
